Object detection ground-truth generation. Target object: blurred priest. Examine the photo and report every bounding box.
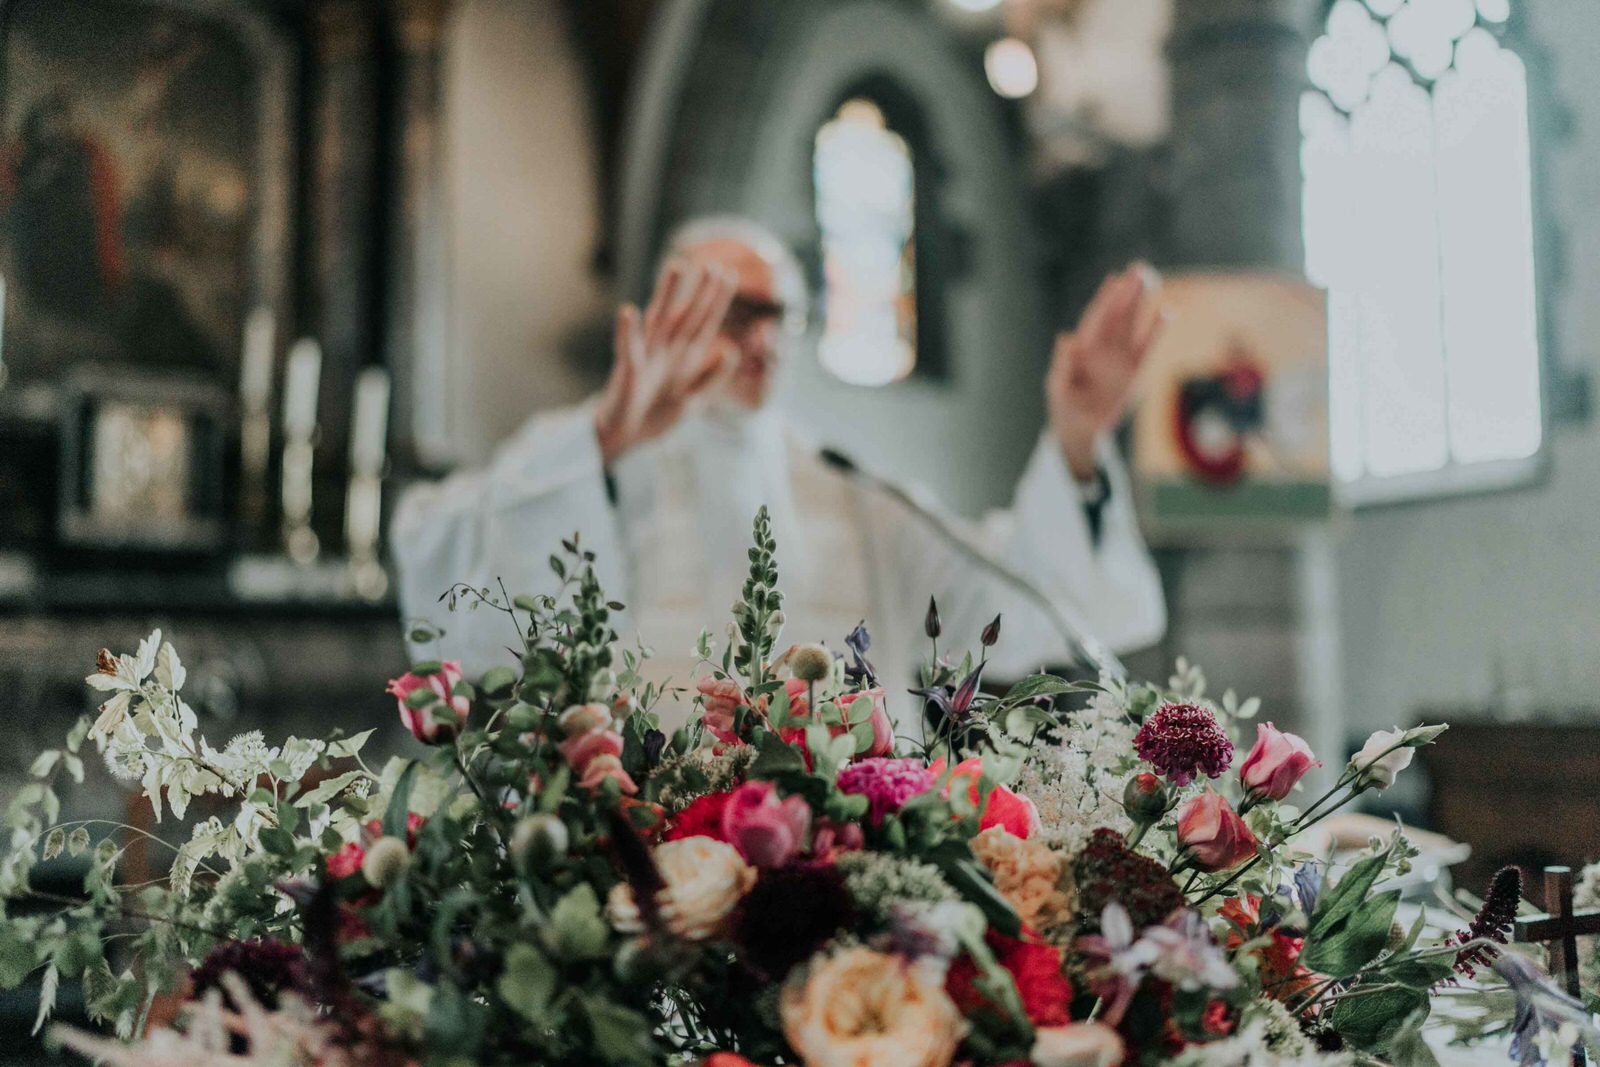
[392,217,1166,713]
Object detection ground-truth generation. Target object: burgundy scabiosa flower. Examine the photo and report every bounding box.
[191,938,309,1010]
[1072,828,1186,934]
[1448,866,1522,978]
[837,758,937,826]
[1134,702,1234,787]
[731,864,855,978]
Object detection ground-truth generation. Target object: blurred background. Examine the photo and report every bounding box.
[0,0,1595,1048]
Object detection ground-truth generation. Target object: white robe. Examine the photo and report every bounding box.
[389,404,1165,727]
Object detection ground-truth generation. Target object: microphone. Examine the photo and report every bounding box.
[816,447,1125,680]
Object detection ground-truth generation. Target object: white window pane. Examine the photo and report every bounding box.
[1434,34,1542,463]
[1351,65,1450,477]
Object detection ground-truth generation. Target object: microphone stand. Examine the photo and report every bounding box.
[817,448,1126,681]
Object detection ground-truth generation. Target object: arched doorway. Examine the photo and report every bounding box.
[617,0,1050,513]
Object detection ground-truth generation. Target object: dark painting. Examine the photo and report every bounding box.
[0,0,263,386]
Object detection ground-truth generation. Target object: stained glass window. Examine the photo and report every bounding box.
[813,98,918,387]
[1302,0,1540,498]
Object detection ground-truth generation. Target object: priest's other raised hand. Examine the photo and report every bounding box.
[592,259,740,466]
[1047,263,1166,482]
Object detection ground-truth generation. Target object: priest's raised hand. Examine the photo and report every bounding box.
[592,258,740,466]
[1047,262,1166,482]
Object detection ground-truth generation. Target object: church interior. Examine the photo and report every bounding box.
[0,0,1596,1058]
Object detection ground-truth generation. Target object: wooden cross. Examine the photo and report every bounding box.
[1513,866,1600,1067]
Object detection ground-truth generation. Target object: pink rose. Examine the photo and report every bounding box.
[837,688,893,759]
[387,662,470,744]
[1176,791,1258,871]
[578,753,638,795]
[1239,723,1320,802]
[720,781,811,868]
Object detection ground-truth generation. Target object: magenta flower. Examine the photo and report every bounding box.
[1133,703,1233,787]
[836,758,936,826]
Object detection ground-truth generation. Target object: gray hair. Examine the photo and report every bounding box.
[662,214,810,332]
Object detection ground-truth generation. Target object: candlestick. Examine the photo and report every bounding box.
[282,338,322,441]
[238,308,275,532]
[345,367,390,601]
[280,337,322,564]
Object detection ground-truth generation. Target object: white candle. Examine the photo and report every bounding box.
[240,307,275,410]
[349,367,391,472]
[282,338,322,440]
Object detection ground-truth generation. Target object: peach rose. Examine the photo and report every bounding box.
[782,947,965,1067]
[970,826,1074,935]
[606,836,755,941]
[1030,1022,1124,1067]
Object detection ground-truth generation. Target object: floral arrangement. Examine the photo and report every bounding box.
[0,510,1576,1067]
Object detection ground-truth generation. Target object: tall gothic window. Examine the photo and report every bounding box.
[813,98,919,387]
[1302,0,1541,501]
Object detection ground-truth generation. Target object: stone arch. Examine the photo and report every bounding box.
[617,0,1051,512]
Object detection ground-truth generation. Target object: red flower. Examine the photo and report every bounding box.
[665,791,734,842]
[1134,703,1234,787]
[1221,896,1315,1001]
[936,757,1041,839]
[327,842,365,881]
[386,662,470,744]
[1201,1000,1235,1037]
[947,932,1073,1027]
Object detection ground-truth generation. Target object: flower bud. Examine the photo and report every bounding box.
[980,614,1002,648]
[360,836,411,889]
[510,813,569,868]
[1348,728,1416,791]
[924,597,942,640]
[558,703,612,738]
[790,643,832,683]
[1122,772,1171,825]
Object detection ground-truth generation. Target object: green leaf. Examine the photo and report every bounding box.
[750,730,805,776]
[1001,675,1078,702]
[1303,890,1399,978]
[0,925,39,989]
[933,851,1022,939]
[549,884,610,961]
[405,687,439,711]
[327,730,376,759]
[1309,850,1387,941]
[1383,955,1456,988]
[480,666,517,697]
[1331,985,1427,1051]
[259,827,297,857]
[294,771,365,809]
[582,995,657,1066]
[497,944,557,1024]
[383,761,420,839]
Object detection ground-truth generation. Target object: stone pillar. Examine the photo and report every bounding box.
[385,0,455,469]
[1165,0,1320,272]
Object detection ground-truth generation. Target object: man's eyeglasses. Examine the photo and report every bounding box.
[722,294,802,338]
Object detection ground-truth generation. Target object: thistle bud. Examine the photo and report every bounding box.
[790,643,832,683]
[510,813,570,869]
[1122,772,1171,825]
[980,614,1003,648]
[924,597,942,640]
[361,836,411,889]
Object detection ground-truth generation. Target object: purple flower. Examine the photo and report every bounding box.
[1495,954,1598,1067]
[837,758,936,826]
[1077,903,1238,1026]
[1133,703,1234,786]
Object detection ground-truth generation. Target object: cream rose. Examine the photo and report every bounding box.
[781,947,966,1067]
[1349,728,1415,791]
[605,837,755,941]
[1031,1022,1124,1067]
[970,826,1074,934]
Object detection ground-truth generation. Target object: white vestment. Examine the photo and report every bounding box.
[390,404,1165,727]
